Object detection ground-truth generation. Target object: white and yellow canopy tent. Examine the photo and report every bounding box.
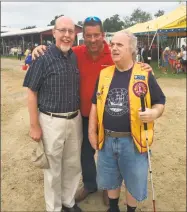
[124,4,186,35]
[157,4,186,36]
[121,4,186,66]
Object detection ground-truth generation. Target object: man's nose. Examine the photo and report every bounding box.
[64,30,70,37]
[112,44,117,50]
[90,36,96,42]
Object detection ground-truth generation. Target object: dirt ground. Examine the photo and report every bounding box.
[1,58,186,212]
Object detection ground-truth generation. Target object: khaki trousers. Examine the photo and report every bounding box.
[39,111,83,212]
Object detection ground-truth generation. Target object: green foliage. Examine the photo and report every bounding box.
[151,61,186,79]
[103,14,125,32]
[48,14,64,26]
[102,8,152,32]
[154,10,165,18]
[123,16,134,29]
[130,8,152,25]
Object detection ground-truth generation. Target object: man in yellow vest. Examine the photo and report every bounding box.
[89,31,165,212]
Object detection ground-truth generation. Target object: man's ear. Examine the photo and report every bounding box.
[52,28,56,39]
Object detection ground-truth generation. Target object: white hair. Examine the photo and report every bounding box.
[118,30,138,61]
[165,47,170,51]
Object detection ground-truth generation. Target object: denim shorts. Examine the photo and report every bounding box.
[97,136,148,201]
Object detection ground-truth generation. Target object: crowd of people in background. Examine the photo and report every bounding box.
[160,45,186,74]
[19,42,187,74]
[136,44,186,75]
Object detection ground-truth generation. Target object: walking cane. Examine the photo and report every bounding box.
[140,93,156,212]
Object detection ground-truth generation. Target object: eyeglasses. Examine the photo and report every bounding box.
[84,16,101,23]
[55,28,74,35]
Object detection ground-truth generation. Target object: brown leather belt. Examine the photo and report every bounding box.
[39,109,78,119]
[105,129,131,138]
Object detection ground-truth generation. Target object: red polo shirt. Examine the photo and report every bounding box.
[73,41,114,117]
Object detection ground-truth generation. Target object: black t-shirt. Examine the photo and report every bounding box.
[92,67,166,132]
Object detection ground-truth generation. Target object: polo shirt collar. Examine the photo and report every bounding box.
[50,44,73,58]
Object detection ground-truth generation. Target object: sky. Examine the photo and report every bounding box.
[1,2,182,29]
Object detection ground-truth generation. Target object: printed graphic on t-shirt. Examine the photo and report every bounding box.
[105,88,129,116]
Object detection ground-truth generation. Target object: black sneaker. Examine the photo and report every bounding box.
[62,204,82,212]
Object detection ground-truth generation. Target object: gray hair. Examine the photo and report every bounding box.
[119,30,137,61]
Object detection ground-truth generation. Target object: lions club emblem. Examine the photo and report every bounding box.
[133,82,148,97]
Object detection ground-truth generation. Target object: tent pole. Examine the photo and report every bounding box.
[176,34,178,48]
[2,38,4,55]
[157,32,160,68]
[148,26,150,46]
[171,37,175,49]
[21,36,25,52]
[149,31,157,50]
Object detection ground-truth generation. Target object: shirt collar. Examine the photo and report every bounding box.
[50,44,73,58]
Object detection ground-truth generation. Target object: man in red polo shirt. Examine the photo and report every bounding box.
[32,17,153,206]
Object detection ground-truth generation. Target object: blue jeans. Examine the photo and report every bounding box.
[97,136,148,201]
[81,117,97,192]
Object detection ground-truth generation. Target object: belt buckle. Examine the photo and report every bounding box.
[66,113,71,119]
[105,130,111,137]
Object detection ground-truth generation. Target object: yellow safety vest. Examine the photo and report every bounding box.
[96,63,154,153]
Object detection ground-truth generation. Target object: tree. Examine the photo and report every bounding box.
[130,8,152,25]
[122,8,152,30]
[154,10,165,18]
[123,16,134,29]
[103,14,124,32]
[21,26,36,30]
[77,21,83,26]
[48,14,64,26]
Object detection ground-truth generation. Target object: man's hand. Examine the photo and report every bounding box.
[29,124,42,142]
[139,108,158,123]
[138,62,153,72]
[32,45,47,60]
[89,132,98,150]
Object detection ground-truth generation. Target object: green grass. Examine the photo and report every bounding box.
[1,55,19,60]
[151,61,186,79]
[1,68,12,72]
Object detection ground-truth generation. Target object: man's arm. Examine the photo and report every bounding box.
[28,89,42,141]
[88,78,100,150]
[139,72,166,123]
[152,104,164,118]
[88,104,98,150]
[23,58,44,141]
[139,104,165,123]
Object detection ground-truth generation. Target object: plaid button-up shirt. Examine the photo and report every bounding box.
[23,44,80,113]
